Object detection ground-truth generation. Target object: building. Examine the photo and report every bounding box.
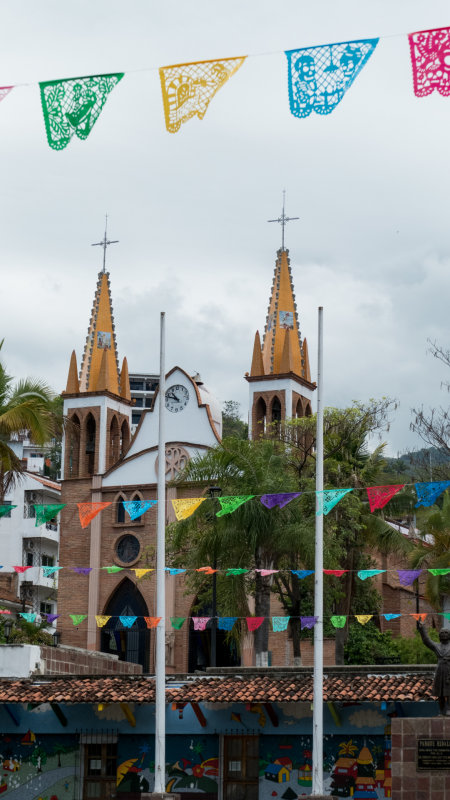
[128,372,159,432]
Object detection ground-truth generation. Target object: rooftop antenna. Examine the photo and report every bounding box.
[91,214,119,273]
[268,190,299,250]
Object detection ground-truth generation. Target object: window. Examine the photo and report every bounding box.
[83,743,117,800]
[145,397,152,408]
[130,380,144,391]
[40,602,52,615]
[132,412,141,425]
[26,552,34,567]
[41,554,54,567]
[115,534,141,564]
[134,397,143,407]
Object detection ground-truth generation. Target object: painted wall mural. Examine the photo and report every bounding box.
[0,733,78,800]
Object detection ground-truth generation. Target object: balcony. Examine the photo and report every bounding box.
[20,566,58,590]
[21,516,59,544]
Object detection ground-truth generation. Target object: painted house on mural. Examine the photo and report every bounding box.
[0,663,440,799]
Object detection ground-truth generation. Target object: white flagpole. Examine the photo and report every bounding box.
[312,306,324,795]
[155,311,166,794]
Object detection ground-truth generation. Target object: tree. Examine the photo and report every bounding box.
[222,401,248,439]
[409,491,450,625]
[411,340,450,478]
[0,340,62,499]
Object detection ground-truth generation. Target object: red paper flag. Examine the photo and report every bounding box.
[366,485,404,512]
[246,617,264,631]
[323,569,348,577]
[13,566,31,574]
[144,616,161,629]
[78,502,111,528]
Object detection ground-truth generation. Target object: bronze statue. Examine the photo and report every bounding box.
[418,621,450,715]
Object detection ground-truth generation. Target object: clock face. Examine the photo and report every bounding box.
[165,384,189,413]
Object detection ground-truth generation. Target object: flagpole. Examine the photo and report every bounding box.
[155,311,166,794]
[312,306,324,795]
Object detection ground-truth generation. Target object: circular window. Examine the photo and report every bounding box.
[115,534,141,565]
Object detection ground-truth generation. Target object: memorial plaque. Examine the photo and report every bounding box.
[417,738,450,770]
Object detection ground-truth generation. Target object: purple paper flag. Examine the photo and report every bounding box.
[45,614,60,624]
[71,567,92,575]
[398,569,422,586]
[260,493,301,509]
[301,616,318,629]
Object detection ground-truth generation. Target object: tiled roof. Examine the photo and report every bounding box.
[0,671,435,704]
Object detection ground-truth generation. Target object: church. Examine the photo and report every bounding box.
[57,231,316,673]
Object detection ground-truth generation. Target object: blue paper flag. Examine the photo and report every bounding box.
[286,38,379,118]
[218,617,238,631]
[291,569,314,579]
[272,616,290,632]
[165,568,186,576]
[123,500,157,520]
[415,481,450,508]
[382,613,401,621]
[316,488,352,516]
[119,616,137,628]
[357,569,385,581]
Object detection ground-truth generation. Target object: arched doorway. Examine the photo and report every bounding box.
[271,396,282,424]
[85,413,96,475]
[100,578,150,671]
[188,599,240,672]
[254,397,266,438]
[67,413,80,477]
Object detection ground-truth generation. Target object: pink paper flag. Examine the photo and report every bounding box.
[255,569,279,577]
[192,617,210,631]
[0,87,13,103]
[246,616,264,631]
[366,484,404,512]
[409,28,450,97]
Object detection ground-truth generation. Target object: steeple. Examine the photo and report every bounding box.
[258,248,310,380]
[79,271,121,395]
[65,350,80,394]
[120,356,131,401]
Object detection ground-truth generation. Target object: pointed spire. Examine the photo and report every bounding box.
[79,272,120,395]
[280,329,294,373]
[95,348,110,392]
[250,331,265,377]
[120,357,131,400]
[261,249,303,376]
[64,350,80,394]
[302,337,311,383]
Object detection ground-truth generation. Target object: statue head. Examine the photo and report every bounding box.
[439,629,450,643]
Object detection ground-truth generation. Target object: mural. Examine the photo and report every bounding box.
[259,733,391,798]
[116,735,219,795]
[0,733,78,799]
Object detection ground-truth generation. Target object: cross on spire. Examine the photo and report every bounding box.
[91,214,119,273]
[268,190,299,250]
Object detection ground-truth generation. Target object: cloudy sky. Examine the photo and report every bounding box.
[1,0,450,455]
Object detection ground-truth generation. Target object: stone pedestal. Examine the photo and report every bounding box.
[141,794,181,800]
[392,717,450,798]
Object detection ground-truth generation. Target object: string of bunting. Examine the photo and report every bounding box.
[1,481,450,526]
[14,610,447,630]
[0,27,449,145]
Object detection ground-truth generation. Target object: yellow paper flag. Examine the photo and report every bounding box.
[355,614,373,625]
[160,56,247,133]
[95,615,111,627]
[171,498,206,521]
[133,569,152,579]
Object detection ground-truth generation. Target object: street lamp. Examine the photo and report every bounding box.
[208,486,222,669]
[52,630,61,648]
[3,620,12,643]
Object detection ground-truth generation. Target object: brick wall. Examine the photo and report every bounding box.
[392,717,450,799]
[38,644,142,675]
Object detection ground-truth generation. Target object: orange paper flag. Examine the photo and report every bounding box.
[144,616,161,629]
[78,502,111,529]
[411,613,427,622]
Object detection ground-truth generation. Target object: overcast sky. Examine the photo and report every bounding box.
[1,0,450,456]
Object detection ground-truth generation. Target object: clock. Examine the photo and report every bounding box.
[165,384,189,413]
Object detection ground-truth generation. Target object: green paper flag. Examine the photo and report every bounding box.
[330,615,347,628]
[442,613,450,621]
[170,617,186,630]
[216,496,255,517]
[34,504,66,527]
[40,73,124,151]
[0,505,16,518]
[102,566,124,574]
[429,568,450,576]
[226,568,249,576]
[70,614,87,626]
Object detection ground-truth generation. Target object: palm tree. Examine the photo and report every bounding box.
[409,491,450,627]
[0,340,60,499]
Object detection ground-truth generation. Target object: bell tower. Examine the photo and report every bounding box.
[246,203,315,438]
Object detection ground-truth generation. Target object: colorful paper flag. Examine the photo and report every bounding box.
[13,566,31,574]
[170,617,186,630]
[411,613,427,622]
[102,566,123,574]
[291,569,314,579]
[246,617,264,631]
[34,504,66,527]
[428,568,450,576]
[77,502,111,528]
[272,616,290,632]
[366,484,405,512]
[40,73,124,150]
[166,568,186,576]
[46,614,59,624]
[119,616,137,628]
[0,504,16,517]
[355,614,373,625]
[42,566,62,577]
[383,613,401,621]
[415,481,450,508]
[95,615,111,627]
[0,87,13,104]
[255,569,279,577]
[316,488,352,516]
[71,567,92,575]
[192,617,210,631]
[218,617,237,631]
[160,56,246,133]
[301,616,318,629]
[171,498,205,520]
[286,39,378,119]
[144,616,161,629]
[324,569,348,577]
[20,612,36,623]
[330,615,347,628]
[260,493,301,509]
[397,569,422,586]
[226,568,249,576]
[409,28,450,97]
[132,569,152,579]
[70,614,87,626]
[196,566,217,575]
[357,569,385,581]
[216,495,255,517]
[123,500,157,520]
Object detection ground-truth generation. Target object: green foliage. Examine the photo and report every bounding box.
[396,628,439,664]
[222,401,248,440]
[0,617,53,645]
[344,622,402,665]
[409,491,450,610]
